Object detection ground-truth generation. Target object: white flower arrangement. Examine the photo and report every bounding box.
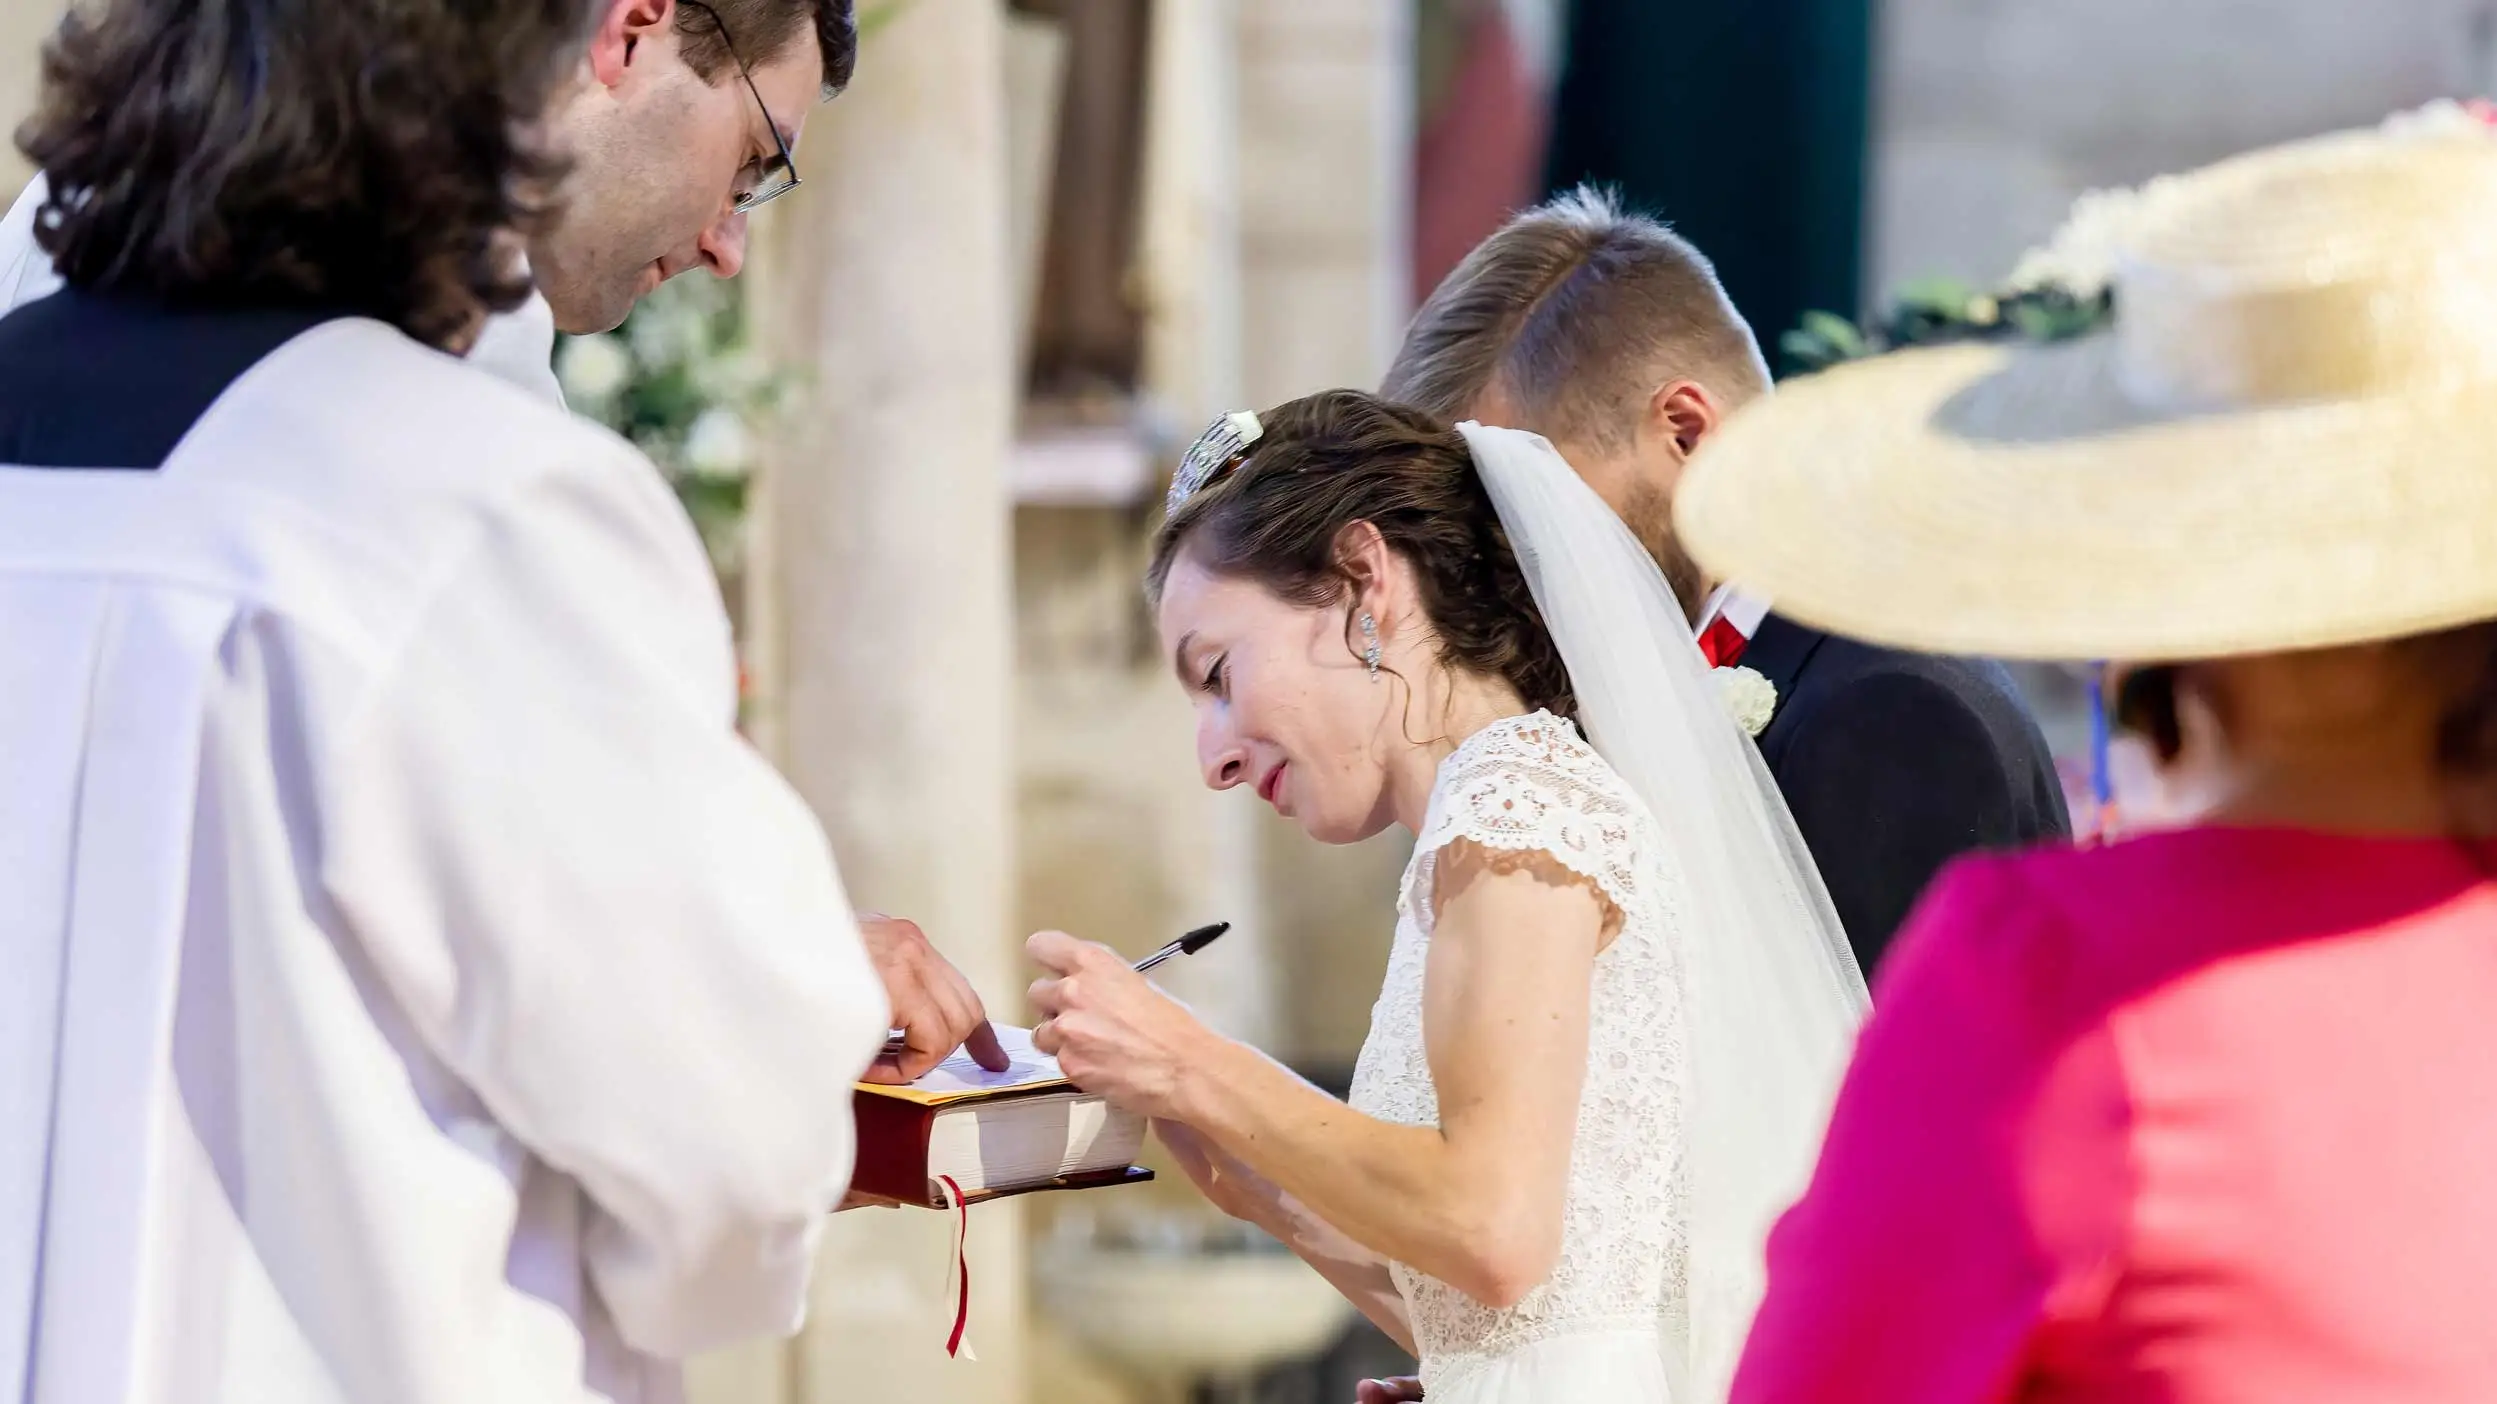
[682,407,756,477]
[556,275,788,577]
[2379,97,2497,142]
[1716,665,1778,738]
[556,331,632,402]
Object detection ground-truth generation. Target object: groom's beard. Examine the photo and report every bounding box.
[1619,480,1707,624]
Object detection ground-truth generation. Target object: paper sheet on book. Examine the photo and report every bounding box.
[860,1024,1074,1106]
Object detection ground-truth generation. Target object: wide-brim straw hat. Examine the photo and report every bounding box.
[1674,120,2497,662]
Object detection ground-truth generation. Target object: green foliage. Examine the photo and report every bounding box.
[1780,281,2114,379]
[554,275,790,576]
[1777,310,1872,377]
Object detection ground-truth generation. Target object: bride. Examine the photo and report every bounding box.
[1027,390,1868,1401]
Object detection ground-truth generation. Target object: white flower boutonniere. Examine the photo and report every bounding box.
[1716,665,1778,738]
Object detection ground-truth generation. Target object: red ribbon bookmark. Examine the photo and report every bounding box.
[934,1175,975,1360]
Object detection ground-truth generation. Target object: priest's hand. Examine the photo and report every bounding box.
[1027,929,1211,1119]
[859,913,1010,1084]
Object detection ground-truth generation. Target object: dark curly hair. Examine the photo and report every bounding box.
[16,0,598,351]
[676,0,858,97]
[1146,389,1577,724]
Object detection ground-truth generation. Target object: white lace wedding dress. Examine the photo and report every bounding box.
[1348,709,1685,1402]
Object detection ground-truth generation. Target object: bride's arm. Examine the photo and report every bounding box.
[1156,1120,1417,1354]
[1030,840,1606,1308]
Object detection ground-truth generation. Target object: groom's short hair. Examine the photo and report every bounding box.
[1383,187,1771,451]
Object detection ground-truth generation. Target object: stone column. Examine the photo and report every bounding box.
[1138,0,1245,429]
[723,1,1024,1402]
[1233,0,1417,1065]
[1127,0,1280,1055]
[1236,0,1412,407]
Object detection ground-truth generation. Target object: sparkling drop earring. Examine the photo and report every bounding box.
[1360,613,1381,681]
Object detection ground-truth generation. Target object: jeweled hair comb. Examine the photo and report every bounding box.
[1166,410,1265,515]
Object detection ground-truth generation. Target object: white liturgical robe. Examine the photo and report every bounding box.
[0,183,888,1403]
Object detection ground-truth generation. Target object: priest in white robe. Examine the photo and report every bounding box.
[0,2,922,1401]
[5,307,895,1402]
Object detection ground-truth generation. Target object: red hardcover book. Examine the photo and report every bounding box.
[850,1026,1153,1209]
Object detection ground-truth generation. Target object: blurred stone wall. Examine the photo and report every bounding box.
[1872,0,2494,297]
[0,2,61,197]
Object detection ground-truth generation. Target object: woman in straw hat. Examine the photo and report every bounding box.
[1688,114,2497,1402]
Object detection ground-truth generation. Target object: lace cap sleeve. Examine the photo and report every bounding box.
[1401,712,1647,929]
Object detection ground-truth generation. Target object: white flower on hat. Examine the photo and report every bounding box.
[2007,101,2495,305]
[683,408,755,478]
[2379,98,2497,142]
[1716,665,1778,738]
[556,332,631,403]
[2005,175,2188,301]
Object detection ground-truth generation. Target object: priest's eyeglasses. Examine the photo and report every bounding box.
[679,0,802,214]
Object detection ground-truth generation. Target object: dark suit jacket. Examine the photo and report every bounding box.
[1741,614,2070,977]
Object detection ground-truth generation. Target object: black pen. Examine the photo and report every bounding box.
[1129,920,1232,974]
[881,921,1232,1055]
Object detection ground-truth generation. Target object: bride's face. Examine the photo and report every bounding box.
[1156,552,1403,844]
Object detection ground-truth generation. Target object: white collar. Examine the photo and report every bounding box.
[1696,584,1772,641]
[466,289,567,410]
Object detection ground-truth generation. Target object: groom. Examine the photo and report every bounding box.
[1384,189,2069,979]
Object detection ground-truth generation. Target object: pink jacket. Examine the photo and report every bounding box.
[1734,827,2497,1403]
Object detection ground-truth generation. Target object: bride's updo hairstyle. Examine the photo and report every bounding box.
[1146,389,1577,721]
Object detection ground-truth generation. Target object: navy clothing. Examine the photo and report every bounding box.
[0,290,342,469]
[1742,613,2070,976]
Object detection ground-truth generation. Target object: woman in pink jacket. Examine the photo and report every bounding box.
[1674,114,2497,1403]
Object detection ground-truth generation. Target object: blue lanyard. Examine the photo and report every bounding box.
[2089,661,2118,840]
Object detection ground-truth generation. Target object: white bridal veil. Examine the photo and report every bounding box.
[1458,422,1870,1401]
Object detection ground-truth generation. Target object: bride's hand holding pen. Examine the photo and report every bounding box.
[1025,926,1227,1120]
